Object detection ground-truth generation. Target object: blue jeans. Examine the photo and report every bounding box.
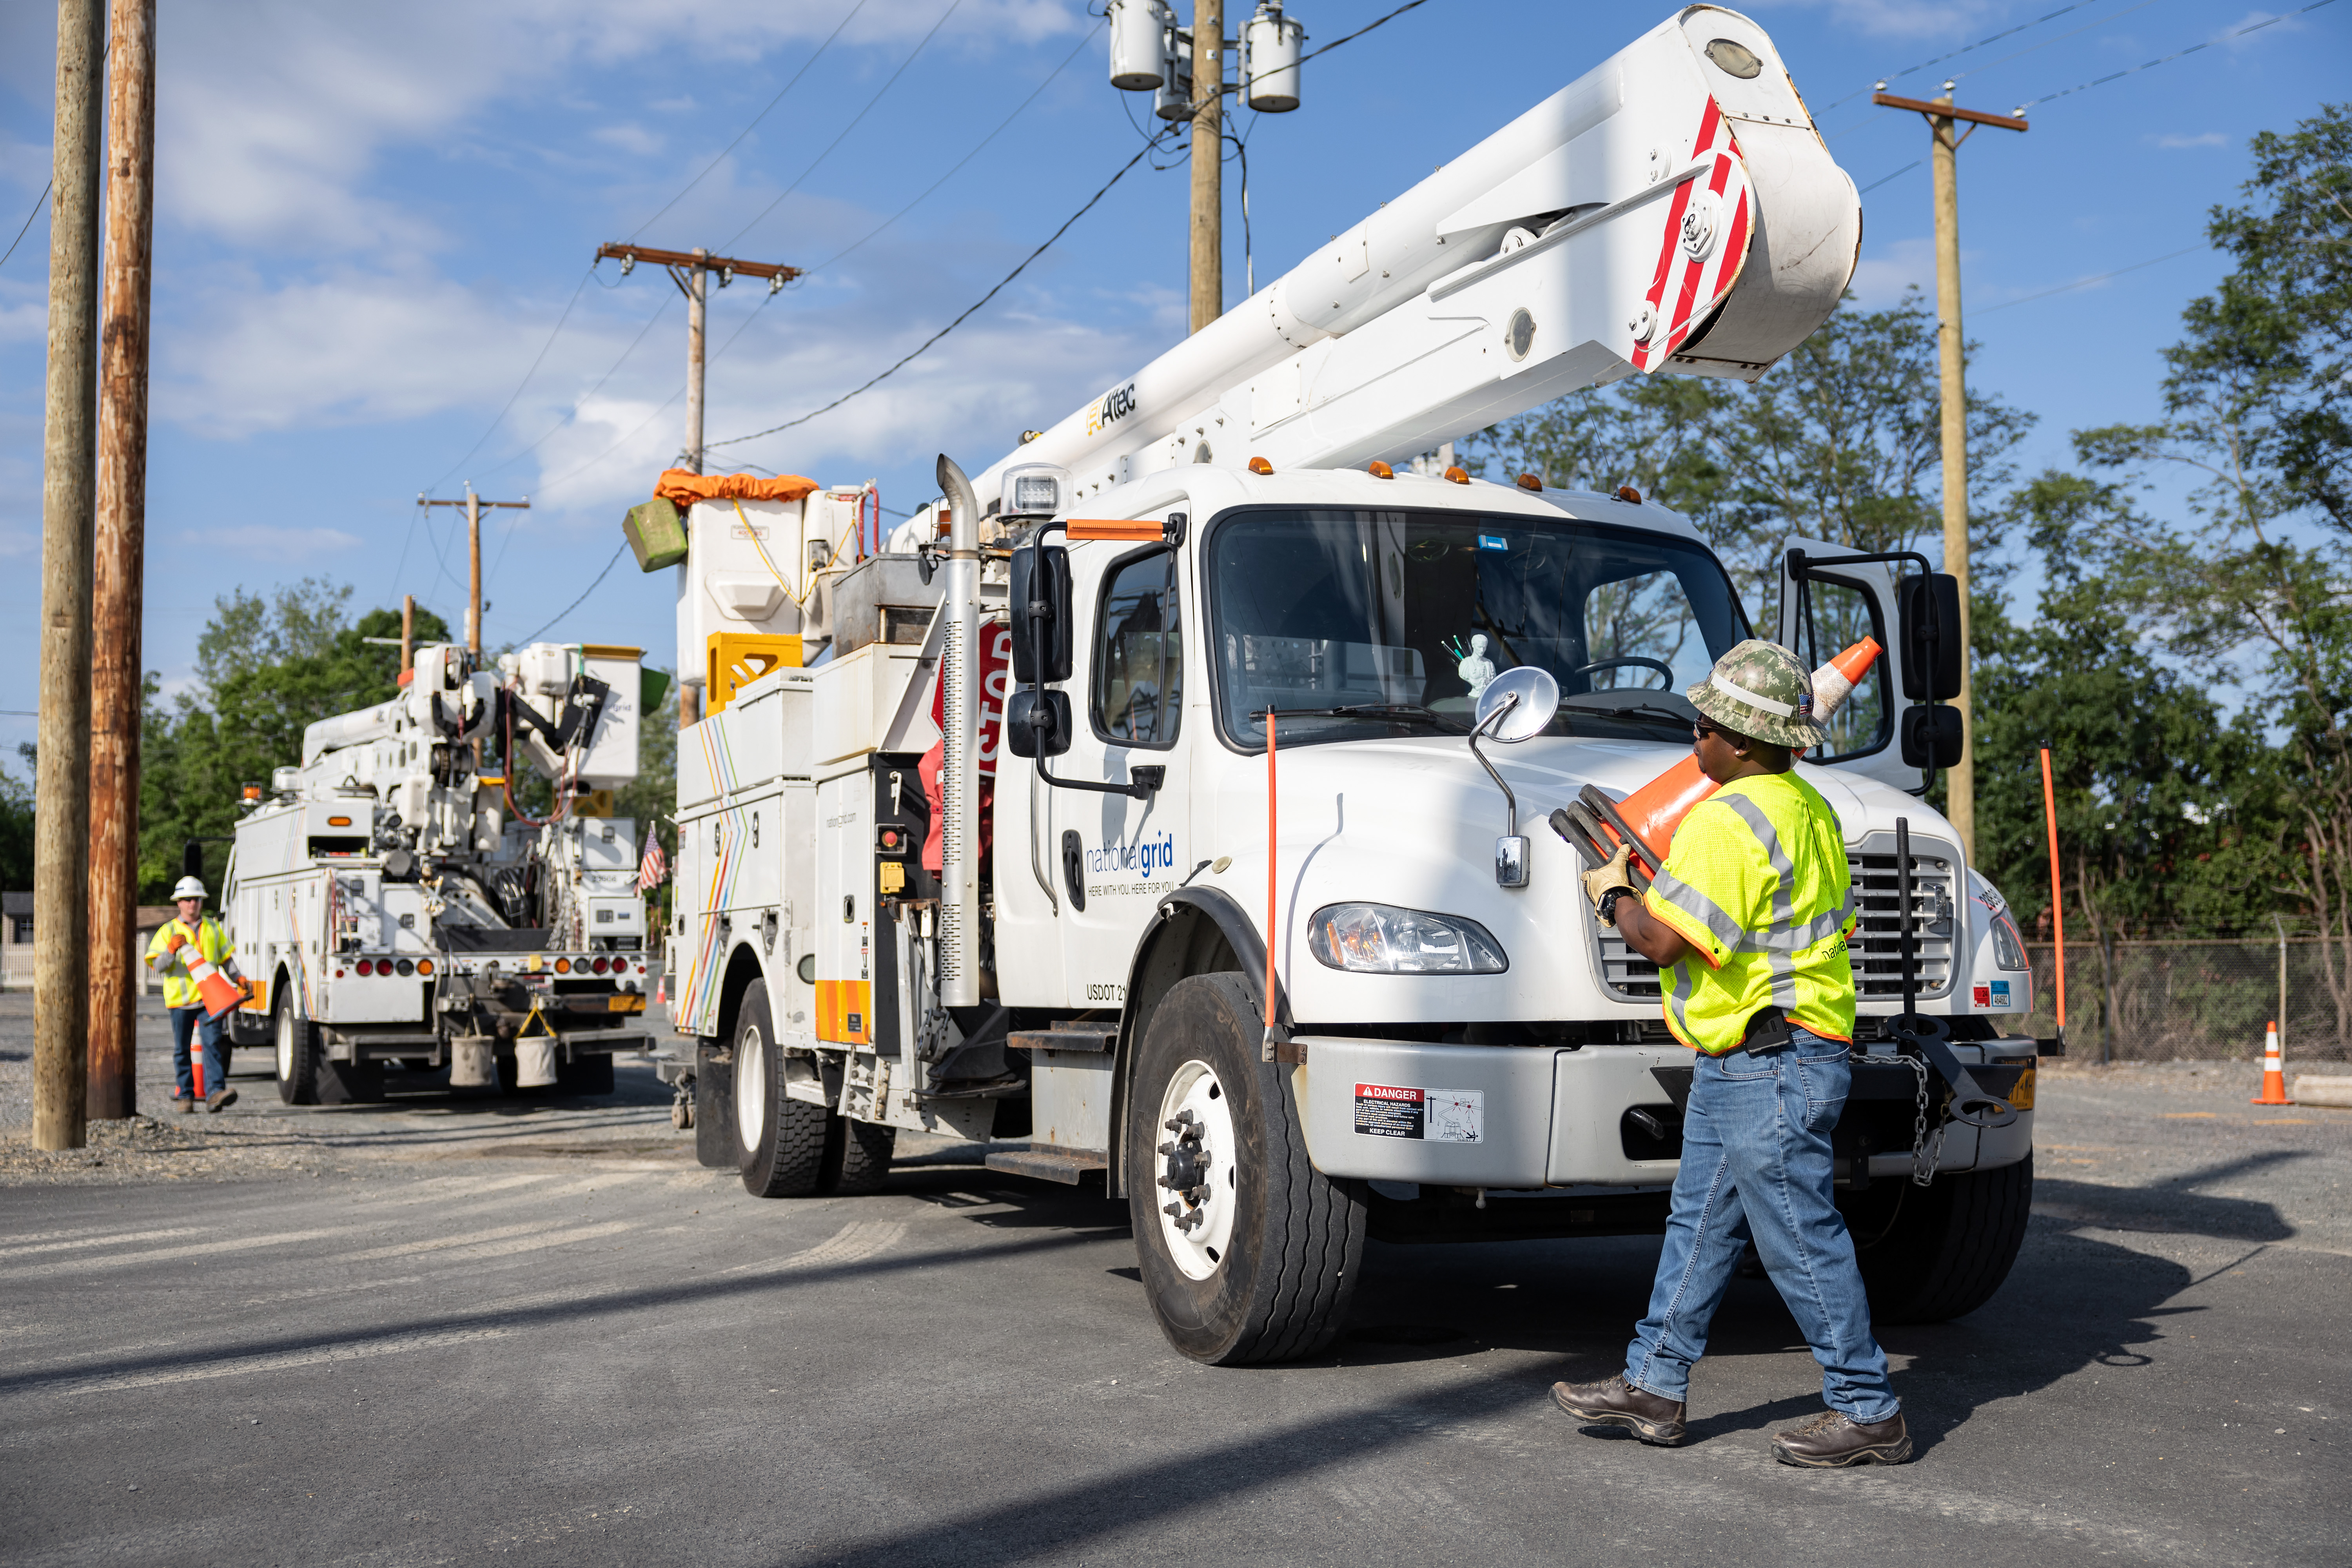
[171,1007,228,1100]
[1625,1026,1899,1423]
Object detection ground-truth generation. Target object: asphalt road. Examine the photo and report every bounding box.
[2,996,2347,1566]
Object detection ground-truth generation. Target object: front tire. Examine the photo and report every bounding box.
[735,980,826,1197]
[1125,973,1366,1365]
[1844,1154,2033,1323]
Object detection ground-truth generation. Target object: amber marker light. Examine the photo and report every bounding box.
[1443,466,1470,485]
[1515,473,1543,491]
[417,959,434,976]
[1367,461,1394,479]
[1616,485,1643,504]
[1248,456,1274,475]
[555,958,572,974]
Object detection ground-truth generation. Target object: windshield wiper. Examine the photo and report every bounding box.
[1573,701,1693,731]
[1254,704,1466,731]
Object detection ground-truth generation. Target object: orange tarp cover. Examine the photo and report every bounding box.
[653,468,820,507]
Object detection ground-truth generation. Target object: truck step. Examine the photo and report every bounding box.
[1010,1028,1115,1054]
[984,1147,1109,1185]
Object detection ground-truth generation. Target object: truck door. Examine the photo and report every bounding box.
[1775,535,1956,797]
[1048,537,1193,1010]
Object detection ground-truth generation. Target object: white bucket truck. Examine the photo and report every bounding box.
[221,640,656,1102]
[657,7,2047,1363]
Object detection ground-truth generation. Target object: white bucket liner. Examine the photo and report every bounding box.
[516,1037,560,1088]
[450,1038,496,1088]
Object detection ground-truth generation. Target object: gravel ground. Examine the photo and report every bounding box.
[3,1008,2348,1566]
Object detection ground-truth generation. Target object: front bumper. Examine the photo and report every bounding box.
[1294,1035,2037,1189]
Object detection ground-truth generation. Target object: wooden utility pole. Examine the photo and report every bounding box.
[401,593,415,675]
[1873,87,2027,865]
[34,0,106,1150]
[417,487,528,655]
[87,0,158,1121]
[1189,0,1224,333]
[594,244,800,476]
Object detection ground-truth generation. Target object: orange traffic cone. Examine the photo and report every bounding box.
[2253,1020,2293,1105]
[1810,636,1884,722]
[1580,638,1889,873]
[164,929,249,1025]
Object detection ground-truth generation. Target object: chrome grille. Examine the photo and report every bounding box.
[1592,831,1959,1002]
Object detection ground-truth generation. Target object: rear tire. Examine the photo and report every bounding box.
[1844,1154,2033,1323]
[735,980,826,1197]
[693,1040,735,1169]
[274,994,318,1105]
[821,1114,896,1195]
[1125,973,1366,1365]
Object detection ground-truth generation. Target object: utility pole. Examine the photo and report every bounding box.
[1189,0,1224,333]
[417,486,528,655]
[34,0,106,1151]
[401,593,415,675]
[87,0,158,1122]
[1873,85,2027,865]
[594,244,800,474]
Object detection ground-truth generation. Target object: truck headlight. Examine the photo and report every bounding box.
[1989,910,2031,971]
[1307,903,1508,975]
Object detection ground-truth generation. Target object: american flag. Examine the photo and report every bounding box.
[639,839,668,891]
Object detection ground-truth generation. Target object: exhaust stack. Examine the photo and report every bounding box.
[934,454,982,1007]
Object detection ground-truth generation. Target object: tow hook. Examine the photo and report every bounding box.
[1158,1111,1212,1232]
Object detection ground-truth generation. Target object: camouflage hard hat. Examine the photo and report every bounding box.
[1686,639,1828,750]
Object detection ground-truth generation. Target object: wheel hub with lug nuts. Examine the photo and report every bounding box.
[1152,1059,1240,1280]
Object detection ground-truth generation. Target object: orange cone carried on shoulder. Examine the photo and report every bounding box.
[1553,638,1886,876]
[163,928,250,1026]
[2253,1020,2293,1105]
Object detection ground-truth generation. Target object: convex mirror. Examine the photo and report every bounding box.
[1474,666,1560,742]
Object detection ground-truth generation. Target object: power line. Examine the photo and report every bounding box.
[709,124,1180,453]
[532,386,687,498]
[722,0,965,252]
[629,0,869,242]
[468,294,677,484]
[0,179,50,273]
[2015,0,2339,112]
[521,543,629,644]
[1975,243,2205,315]
[809,20,1102,274]
[425,265,597,492]
[1857,160,1920,195]
[1820,0,2106,110]
[1298,0,1433,64]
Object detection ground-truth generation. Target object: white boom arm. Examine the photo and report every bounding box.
[976,6,1857,501]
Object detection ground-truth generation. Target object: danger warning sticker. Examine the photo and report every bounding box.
[1354,1083,1484,1143]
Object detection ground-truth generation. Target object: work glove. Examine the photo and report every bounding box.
[1583,842,1635,926]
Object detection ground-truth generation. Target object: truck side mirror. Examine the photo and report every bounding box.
[1898,573,1963,701]
[1900,704,1964,769]
[1008,544,1073,685]
[1005,690,1073,758]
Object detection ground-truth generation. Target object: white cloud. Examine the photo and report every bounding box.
[2153,132,2230,149]
[147,0,1087,256]
[1847,236,1936,306]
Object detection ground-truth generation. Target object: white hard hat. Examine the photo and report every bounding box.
[172,875,207,901]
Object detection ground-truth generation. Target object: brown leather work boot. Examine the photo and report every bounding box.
[1771,1409,1912,1467]
[1550,1374,1687,1446]
[206,1087,238,1113]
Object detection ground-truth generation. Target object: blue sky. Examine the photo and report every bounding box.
[1,0,2342,749]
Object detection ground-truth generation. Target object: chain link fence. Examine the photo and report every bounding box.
[2013,936,2350,1064]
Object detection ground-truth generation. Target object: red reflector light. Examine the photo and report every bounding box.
[355,959,374,976]
[592,957,610,975]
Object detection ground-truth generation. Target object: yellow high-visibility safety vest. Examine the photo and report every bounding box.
[1640,771,1858,1056]
[145,916,235,1011]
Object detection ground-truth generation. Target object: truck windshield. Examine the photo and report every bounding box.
[1207,507,1749,749]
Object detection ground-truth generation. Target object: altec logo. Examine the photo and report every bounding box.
[1085,382,1138,437]
[1087,831,1176,878]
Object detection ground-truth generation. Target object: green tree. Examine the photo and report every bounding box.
[142,583,452,898]
[0,743,33,893]
[1468,289,2033,624]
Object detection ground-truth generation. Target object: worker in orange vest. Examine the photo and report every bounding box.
[145,876,243,1112]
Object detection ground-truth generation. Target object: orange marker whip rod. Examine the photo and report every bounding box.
[1265,712,1279,1038]
[2040,747,2067,1039]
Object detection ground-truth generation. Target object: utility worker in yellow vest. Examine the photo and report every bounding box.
[145,875,242,1113]
[1552,640,1909,1469]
